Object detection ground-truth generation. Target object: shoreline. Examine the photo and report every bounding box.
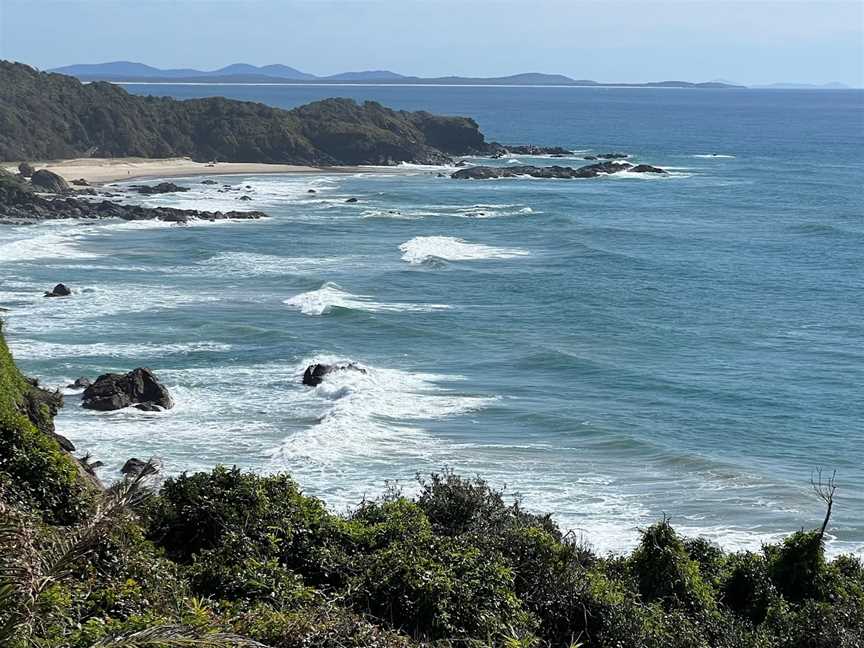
[1,157,380,185]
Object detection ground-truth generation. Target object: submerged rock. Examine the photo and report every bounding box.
[82,368,174,411]
[31,169,70,193]
[596,152,629,159]
[201,179,219,185]
[302,362,367,387]
[44,283,72,298]
[345,197,358,203]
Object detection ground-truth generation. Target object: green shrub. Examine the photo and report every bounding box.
[720,551,776,625]
[630,519,716,613]
[765,530,827,603]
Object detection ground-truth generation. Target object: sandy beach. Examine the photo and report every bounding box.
[2,157,365,184]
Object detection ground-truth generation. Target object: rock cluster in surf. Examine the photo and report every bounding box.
[81,367,174,412]
[452,161,667,179]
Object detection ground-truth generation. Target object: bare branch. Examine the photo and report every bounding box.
[810,468,837,539]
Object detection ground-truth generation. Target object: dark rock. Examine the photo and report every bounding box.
[131,182,190,195]
[52,432,75,452]
[437,173,446,177]
[345,197,358,203]
[454,160,468,167]
[133,402,165,412]
[238,195,252,201]
[501,145,572,156]
[302,362,367,387]
[307,189,317,193]
[582,155,598,160]
[82,367,174,411]
[44,283,72,298]
[31,169,70,193]
[121,457,148,475]
[596,152,629,159]
[68,377,92,389]
[629,164,667,174]
[70,178,90,186]
[201,179,218,185]
[451,161,634,180]
[18,162,35,178]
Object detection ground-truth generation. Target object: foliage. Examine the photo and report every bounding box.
[0,327,862,647]
[0,61,490,164]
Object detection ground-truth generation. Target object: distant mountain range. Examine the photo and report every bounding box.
[48,62,743,88]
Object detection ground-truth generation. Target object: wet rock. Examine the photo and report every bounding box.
[629,164,667,174]
[44,283,72,298]
[302,362,367,387]
[131,182,190,195]
[596,152,629,159]
[68,377,92,389]
[238,195,252,201]
[82,367,174,411]
[501,145,572,156]
[451,161,634,180]
[70,178,90,186]
[18,162,35,178]
[121,457,147,475]
[52,432,76,452]
[345,197,358,203]
[201,179,218,185]
[307,189,317,194]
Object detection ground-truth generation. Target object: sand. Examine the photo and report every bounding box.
[2,157,365,185]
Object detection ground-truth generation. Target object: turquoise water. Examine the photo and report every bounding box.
[1,86,862,554]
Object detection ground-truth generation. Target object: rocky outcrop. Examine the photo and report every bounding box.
[495,145,573,156]
[131,182,190,195]
[18,161,35,177]
[121,457,148,475]
[452,161,666,180]
[44,283,72,297]
[0,182,266,222]
[67,377,92,389]
[629,164,667,174]
[81,368,174,411]
[30,169,70,193]
[302,362,367,387]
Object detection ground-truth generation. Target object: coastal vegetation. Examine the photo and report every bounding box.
[0,325,862,647]
[0,61,489,165]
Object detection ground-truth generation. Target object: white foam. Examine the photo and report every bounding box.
[0,229,99,263]
[268,355,494,478]
[196,251,359,277]
[692,154,736,159]
[399,236,530,264]
[284,282,451,315]
[11,340,231,361]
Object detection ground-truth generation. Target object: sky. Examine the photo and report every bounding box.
[1,0,862,86]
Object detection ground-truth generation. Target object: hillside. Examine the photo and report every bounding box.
[0,323,862,646]
[0,61,491,164]
[47,61,746,87]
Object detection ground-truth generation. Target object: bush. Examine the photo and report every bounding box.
[765,530,827,603]
[720,551,776,624]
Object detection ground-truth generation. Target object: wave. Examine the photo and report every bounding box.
[267,355,494,479]
[11,339,231,363]
[284,282,451,315]
[399,236,530,264]
[196,251,359,277]
[691,154,736,159]
[0,229,99,264]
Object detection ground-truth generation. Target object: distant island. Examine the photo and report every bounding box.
[49,61,744,88]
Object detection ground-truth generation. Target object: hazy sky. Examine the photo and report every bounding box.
[1,0,862,86]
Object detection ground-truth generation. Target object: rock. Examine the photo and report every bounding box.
[44,283,72,298]
[502,145,572,156]
[582,155,598,160]
[52,432,75,452]
[454,160,468,167]
[70,178,90,186]
[18,162,35,178]
[629,164,667,174]
[345,197,358,203]
[238,195,252,201]
[302,362,367,387]
[596,152,629,159]
[133,402,165,412]
[81,368,174,411]
[131,182,190,195]
[451,161,634,180]
[121,457,148,475]
[30,169,70,193]
[307,189,317,194]
[201,179,218,185]
[437,173,446,177]
[67,377,92,389]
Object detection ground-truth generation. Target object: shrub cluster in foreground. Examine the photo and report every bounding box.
[1,464,862,648]
[0,328,862,647]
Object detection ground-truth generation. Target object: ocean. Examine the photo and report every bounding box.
[1,85,862,555]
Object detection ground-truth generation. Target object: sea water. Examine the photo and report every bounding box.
[1,85,862,555]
